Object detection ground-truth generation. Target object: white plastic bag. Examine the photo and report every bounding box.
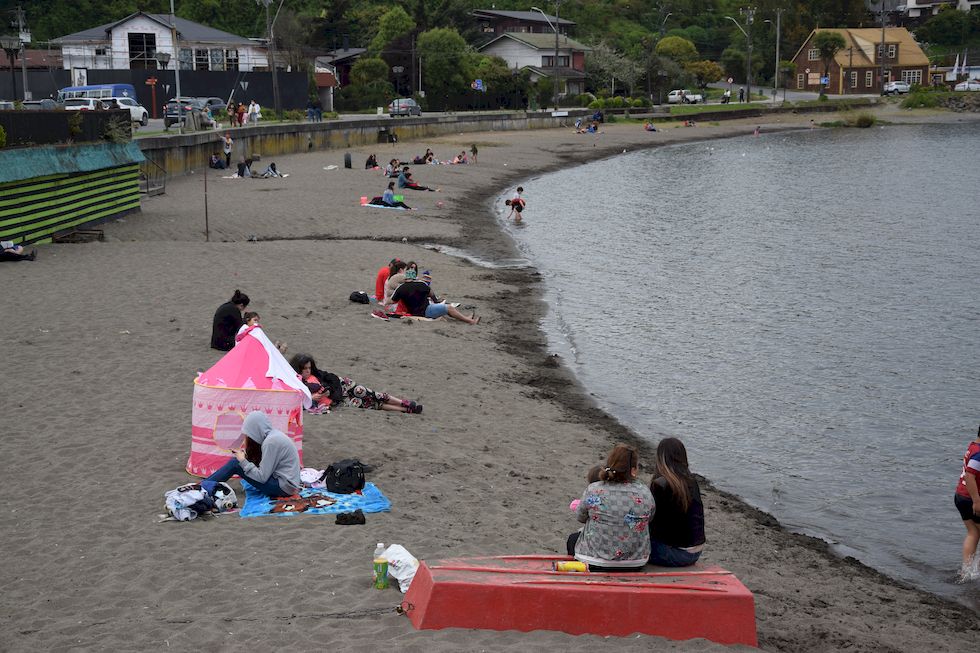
[383,544,420,593]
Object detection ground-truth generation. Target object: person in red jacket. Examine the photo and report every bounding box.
[375,258,402,302]
[955,425,980,581]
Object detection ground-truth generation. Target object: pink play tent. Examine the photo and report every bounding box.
[187,326,313,477]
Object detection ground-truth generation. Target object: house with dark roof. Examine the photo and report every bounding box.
[472,9,575,37]
[477,32,590,97]
[790,27,929,94]
[52,12,269,73]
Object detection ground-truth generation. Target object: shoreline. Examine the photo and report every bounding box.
[2,106,978,651]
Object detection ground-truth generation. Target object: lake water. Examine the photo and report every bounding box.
[499,123,980,608]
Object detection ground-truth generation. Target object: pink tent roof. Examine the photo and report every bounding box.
[196,327,295,391]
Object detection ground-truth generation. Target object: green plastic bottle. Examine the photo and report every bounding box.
[373,542,389,590]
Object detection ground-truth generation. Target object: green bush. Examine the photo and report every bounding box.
[901,91,941,108]
[576,92,596,107]
[0,124,6,148]
[631,97,649,108]
[851,112,876,128]
[279,109,307,122]
[607,96,626,108]
[605,113,618,123]
[588,98,604,109]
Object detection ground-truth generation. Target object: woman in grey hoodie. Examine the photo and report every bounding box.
[202,411,301,497]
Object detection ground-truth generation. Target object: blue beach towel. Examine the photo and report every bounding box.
[239,480,391,518]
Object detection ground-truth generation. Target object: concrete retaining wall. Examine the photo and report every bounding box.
[138,110,593,177]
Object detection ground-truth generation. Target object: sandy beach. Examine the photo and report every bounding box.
[2,105,980,652]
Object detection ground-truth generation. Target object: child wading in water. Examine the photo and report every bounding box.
[955,425,980,581]
[505,186,526,223]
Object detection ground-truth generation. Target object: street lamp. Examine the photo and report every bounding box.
[166,0,183,134]
[530,3,562,111]
[726,8,755,102]
[660,12,672,38]
[0,34,21,101]
[764,8,782,100]
[256,0,285,120]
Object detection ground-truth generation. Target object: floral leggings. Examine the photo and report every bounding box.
[341,377,390,410]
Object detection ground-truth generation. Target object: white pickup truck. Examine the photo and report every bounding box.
[667,89,703,104]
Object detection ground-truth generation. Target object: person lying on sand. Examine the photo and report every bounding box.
[289,353,422,413]
[398,166,439,192]
[1,240,36,262]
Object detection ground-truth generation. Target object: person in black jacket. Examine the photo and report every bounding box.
[648,437,705,567]
[289,353,422,414]
[210,290,250,351]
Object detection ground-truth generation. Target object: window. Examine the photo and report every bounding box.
[883,69,891,83]
[865,70,874,87]
[850,71,857,88]
[195,48,210,70]
[95,47,107,57]
[808,48,820,61]
[887,44,896,59]
[225,49,239,71]
[179,47,193,70]
[797,73,804,89]
[210,48,225,71]
[902,69,922,85]
[541,55,570,67]
[127,32,156,70]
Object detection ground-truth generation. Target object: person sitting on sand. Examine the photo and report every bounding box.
[375,258,402,302]
[209,153,227,169]
[381,262,409,308]
[211,289,250,351]
[290,353,422,413]
[236,158,253,178]
[566,443,653,571]
[260,162,284,178]
[1,240,36,262]
[391,270,480,324]
[384,159,401,177]
[648,438,705,567]
[644,121,658,132]
[369,182,413,210]
[398,167,438,192]
[202,411,300,498]
[955,425,980,581]
[365,154,379,170]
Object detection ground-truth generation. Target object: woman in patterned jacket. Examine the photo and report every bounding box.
[567,443,654,571]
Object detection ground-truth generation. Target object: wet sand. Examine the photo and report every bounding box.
[2,106,979,651]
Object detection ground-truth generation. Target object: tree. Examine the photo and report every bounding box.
[684,60,723,90]
[350,57,391,86]
[812,31,846,96]
[915,6,975,47]
[587,43,643,95]
[655,36,699,64]
[369,6,416,54]
[417,28,471,109]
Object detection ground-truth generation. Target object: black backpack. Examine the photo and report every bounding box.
[322,459,365,494]
[349,291,370,304]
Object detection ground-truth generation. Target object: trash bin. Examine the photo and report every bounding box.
[377,127,389,144]
[344,153,352,169]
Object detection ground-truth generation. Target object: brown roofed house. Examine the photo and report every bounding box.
[790,27,930,95]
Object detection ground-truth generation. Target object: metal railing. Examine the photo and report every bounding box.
[139,156,167,196]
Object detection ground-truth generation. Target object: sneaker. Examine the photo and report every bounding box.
[371,309,389,321]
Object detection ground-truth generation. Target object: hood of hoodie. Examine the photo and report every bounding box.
[242,411,273,445]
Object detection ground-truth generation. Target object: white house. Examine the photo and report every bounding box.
[52,12,269,74]
[898,0,980,18]
[478,32,591,96]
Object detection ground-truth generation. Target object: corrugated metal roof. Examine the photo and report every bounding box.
[472,10,575,26]
[52,12,254,45]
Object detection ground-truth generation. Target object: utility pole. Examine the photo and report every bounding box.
[553,0,562,110]
[726,8,755,101]
[879,0,886,94]
[13,5,29,100]
[772,8,782,97]
[257,0,283,120]
[169,0,182,134]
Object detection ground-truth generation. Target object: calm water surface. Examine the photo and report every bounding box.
[500,123,980,607]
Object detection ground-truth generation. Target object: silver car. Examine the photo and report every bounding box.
[389,98,422,117]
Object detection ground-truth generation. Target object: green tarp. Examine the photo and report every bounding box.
[0,142,145,186]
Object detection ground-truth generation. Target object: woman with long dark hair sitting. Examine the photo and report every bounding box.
[567,443,654,571]
[202,411,300,498]
[648,437,705,567]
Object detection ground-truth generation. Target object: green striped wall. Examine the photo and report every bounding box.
[0,163,141,245]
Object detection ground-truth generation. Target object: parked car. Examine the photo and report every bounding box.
[22,98,61,110]
[164,97,210,128]
[64,98,110,111]
[104,97,149,125]
[882,81,910,95]
[389,98,422,117]
[667,89,703,104]
[954,80,980,91]
[200,96,227,113]
[0,100,17,110]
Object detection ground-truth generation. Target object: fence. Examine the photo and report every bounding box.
[0,109,132,146]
